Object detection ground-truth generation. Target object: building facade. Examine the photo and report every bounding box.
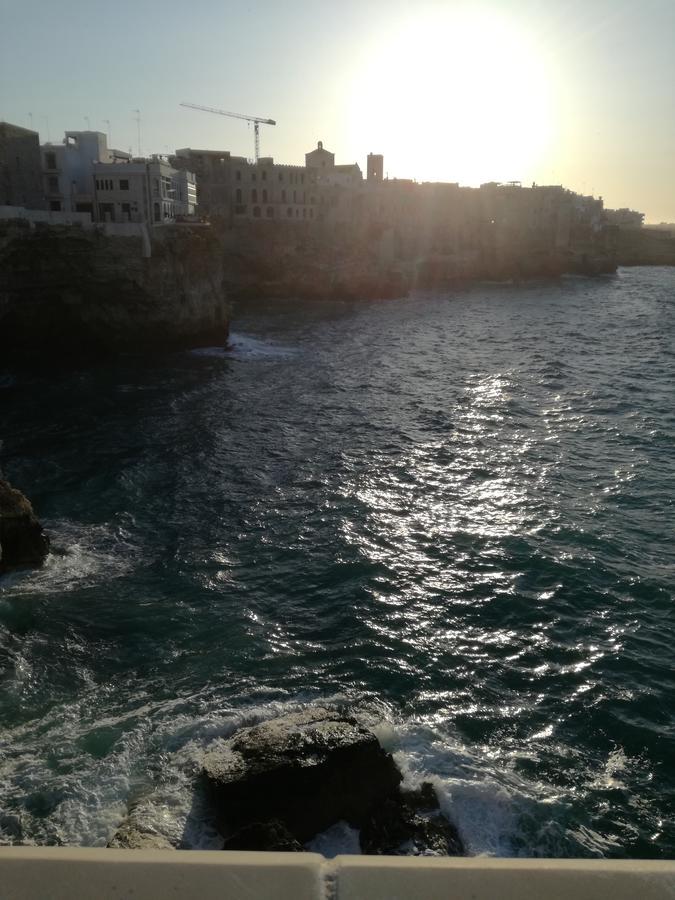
[0,122,45,209]
[92,157,190,224]
[42,131,130,216]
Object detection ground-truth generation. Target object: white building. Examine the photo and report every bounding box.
[42,131,130,216]
[174,169,197,217]
[93,157,196,224]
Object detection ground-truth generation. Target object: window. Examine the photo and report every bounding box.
[236,170,241,181]
[303,208,306,218]
[262,189,268,203]
[310,208,314,219]
[251,189,258,202]
[253,206,261,218]
[281,190,286,202]
[236,188,242,204]
[293,190,296,203]
[49,200,61,211]
[251,172,257,182]
[262,170,267,181]
[120,179,129,191]
[45,152,56,170]
[287,207,292,217]
[301,174,305,185]
[266,206,273,218]
[278,172,283,182]
[47,176,58,192]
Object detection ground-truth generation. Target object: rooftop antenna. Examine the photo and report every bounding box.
[133,109,142,158]
[103,119,111,144]
[28,112,33,130]
[42,115,51,143]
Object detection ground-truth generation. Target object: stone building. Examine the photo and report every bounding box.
[171,149,232,221]
[0,122,45,209]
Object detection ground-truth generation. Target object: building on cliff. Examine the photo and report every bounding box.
[0,122,45,209]
[92,157,195,224]
[41,131,130,216]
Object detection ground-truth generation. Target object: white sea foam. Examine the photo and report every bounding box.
[0,520,138,596]
[190,333,297,360]
[0,692,575,855]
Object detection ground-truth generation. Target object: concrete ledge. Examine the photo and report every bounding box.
[0,847,323,900]
[335,856,675,900]
[0,848,674,900]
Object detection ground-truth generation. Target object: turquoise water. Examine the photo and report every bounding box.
[1,267,674,856]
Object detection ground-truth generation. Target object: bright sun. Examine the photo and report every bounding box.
[349,7,556,186]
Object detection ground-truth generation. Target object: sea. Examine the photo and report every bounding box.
[1,266,674,857]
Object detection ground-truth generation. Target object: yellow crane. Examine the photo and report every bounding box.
[180,102,276,162]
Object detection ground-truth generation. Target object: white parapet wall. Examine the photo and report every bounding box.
[0,848,674,900]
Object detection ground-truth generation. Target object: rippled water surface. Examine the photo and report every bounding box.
[1,267,674,856]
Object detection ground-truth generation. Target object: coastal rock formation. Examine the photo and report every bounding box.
[107,819,174,850]
[0,479,49,573]
[0,221,230,360]
[360,782,464,856]
[202,707,464,856]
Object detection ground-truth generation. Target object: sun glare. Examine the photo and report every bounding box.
[349,7,556,185]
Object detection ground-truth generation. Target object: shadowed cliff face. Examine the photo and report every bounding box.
[0,223,230,360]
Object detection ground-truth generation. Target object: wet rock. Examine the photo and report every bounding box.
[360,782,464,856]
[222,821,303,852]
[0,479,49,573]
[107,820,174,850]
[202,707,402,845]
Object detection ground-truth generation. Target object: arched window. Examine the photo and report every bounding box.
[235,188,242,203]
[251,189,258,202]
[253,206,261,218]
[266,206,273,218]
[262,189,268,203]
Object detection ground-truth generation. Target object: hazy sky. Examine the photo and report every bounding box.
[1,0,674,221]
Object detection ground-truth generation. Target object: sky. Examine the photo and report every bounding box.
[1,0,674,221]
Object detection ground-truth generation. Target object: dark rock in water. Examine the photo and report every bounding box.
[202,708,464,856]
[222,821,303,852]
[360,782,464,856]
[202,707,402,845]
[0,479,50,573]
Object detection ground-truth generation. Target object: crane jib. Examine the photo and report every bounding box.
[179,102,276,161]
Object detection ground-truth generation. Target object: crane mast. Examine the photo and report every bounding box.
[180,101,276,162]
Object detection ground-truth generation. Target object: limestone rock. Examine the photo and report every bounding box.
[360,782,464,856]
[107,820,174,850]
[202,707,402,844]
[222,821,303,852]
[0,479,49,573]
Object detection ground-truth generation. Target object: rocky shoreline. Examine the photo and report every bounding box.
[110,708,464,856]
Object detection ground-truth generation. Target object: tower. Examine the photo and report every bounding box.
[367,153,383,182]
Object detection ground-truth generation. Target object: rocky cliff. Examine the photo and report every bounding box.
[0,222,229,359]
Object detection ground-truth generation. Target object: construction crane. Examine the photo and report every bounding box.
[180,102,276,162]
